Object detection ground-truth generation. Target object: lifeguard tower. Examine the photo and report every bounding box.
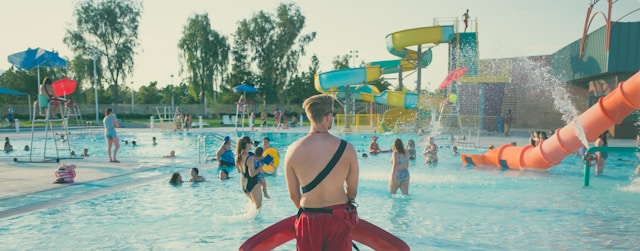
[17,78,79,163]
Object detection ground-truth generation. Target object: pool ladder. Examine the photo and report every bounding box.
[196,135,217,164]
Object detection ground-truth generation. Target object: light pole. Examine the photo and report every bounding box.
[91,48,99,125]
[350,50,358,114]
[343,49,358,130]
[130,81,134,113]
[170,74,175,116]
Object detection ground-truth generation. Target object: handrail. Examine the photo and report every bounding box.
[582,146,640,186]
[197,135,207,164]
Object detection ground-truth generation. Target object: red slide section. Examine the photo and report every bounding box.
[239,216,410,251]
[461,70,640,170]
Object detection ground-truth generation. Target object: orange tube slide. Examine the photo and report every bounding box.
[461,70,640,170]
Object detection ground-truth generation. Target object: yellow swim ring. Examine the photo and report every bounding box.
[263,147,279,175]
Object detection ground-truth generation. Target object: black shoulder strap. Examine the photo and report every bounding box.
[301,140,347,194]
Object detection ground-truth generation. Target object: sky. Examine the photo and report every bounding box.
[1,0,639,92]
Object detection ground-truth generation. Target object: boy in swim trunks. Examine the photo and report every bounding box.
[285,94,359,250]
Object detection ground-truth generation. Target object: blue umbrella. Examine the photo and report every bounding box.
[7,48,67,71]
[7,48,67,122]
[233,83,259,93]
[7,48,68,88]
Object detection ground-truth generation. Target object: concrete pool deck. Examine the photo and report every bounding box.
[0,126,636,203]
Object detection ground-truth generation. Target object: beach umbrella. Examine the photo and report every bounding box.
[438,67,467,90]
[7,48,67,121]
[7,48,67,71]
[52,78,77,96]
[233,83,259,94]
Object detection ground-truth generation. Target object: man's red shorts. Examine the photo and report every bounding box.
[295,204,353,251]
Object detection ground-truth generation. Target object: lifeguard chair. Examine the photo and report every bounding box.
[235,101,252,132]
[17,78,77,163]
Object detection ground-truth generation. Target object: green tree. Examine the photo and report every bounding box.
[286,55,321,104]
[67,54,104,104]
[224,33,254,105]
[331,54,351,70]
[178,13,230,115]
[232,3,316,104]
[136,81,162,104]
[64,0,142,109]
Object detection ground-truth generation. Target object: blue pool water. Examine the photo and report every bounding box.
[1,131,639,250]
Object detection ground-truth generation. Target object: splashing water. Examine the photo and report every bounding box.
[516,58,589,147]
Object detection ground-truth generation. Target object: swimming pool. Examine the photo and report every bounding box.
[1,131,639,250]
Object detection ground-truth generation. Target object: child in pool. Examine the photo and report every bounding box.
[406,139,416,160]
[253,147,270,199]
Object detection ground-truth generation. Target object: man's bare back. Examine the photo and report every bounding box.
[285,133,358,208]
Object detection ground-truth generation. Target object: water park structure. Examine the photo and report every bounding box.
[314,23,473,133]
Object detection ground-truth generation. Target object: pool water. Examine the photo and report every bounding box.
[1,131,639,250]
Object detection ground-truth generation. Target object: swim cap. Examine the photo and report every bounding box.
[224,136,230,142]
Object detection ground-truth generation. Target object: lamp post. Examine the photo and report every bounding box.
[343,49,358,130]
[130,81,134,113]
[170,74,175,116]
[91,48,99,125]
[350,50,358,114]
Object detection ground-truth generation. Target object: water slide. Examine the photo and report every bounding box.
[314,25,455,109]
[461,70,640,170]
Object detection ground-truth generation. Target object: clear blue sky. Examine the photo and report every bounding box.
[1,0,639,91]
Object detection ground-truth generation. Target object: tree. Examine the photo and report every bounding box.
[67,54,104,104]
[64,0,142,109]
[232,3,316,104]
[224,29,254,105]
[286,55,321,103]
[136,81,163,104]
[178,13,230,115]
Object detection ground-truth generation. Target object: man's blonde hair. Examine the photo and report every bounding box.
[302,94,334,123]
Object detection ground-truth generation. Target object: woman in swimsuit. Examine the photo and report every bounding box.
[235,136,263,209]
[390,138,410,195]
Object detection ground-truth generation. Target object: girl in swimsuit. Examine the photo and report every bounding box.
[406,139,416,160]
[235,136,263,209]
[390,138,410,195]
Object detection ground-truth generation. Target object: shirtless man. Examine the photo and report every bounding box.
[189,167,206,182]
[423,137,439,163]
[284,94,359,250]
[462,9,470,32]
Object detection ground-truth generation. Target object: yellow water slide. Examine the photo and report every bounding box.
[378,25,454,132]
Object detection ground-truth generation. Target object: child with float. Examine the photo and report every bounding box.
[53,163,77,184]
